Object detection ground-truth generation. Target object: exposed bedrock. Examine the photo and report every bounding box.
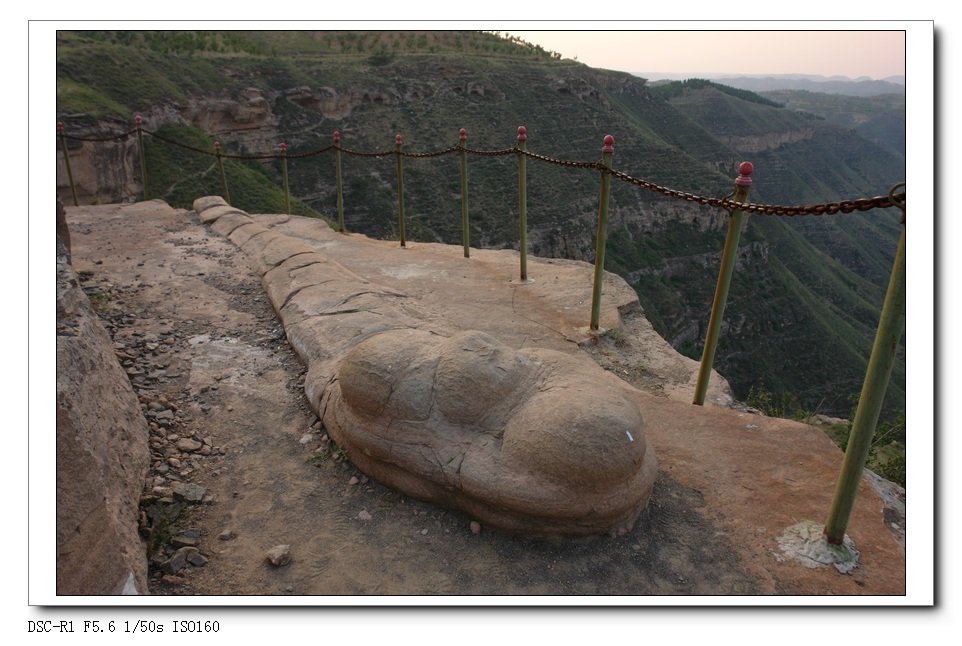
[193,196,658,538]
[56,210,150,594]
[327,330,657,537]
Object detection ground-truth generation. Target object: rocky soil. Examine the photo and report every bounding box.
[61,199,905,597]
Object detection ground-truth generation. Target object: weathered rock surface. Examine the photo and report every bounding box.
[182,88,275,136]
[56,219,150,595]
[327,330,658,536]
[56,115,141,205]
[194,196,658,537]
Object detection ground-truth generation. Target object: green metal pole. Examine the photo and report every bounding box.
[459,128,470,258]
[516,126,530,283]
[590,135,615,331]
[136,116,149,201]
[693,161,754,406]
[334,131,346,233]
[58,122,79,207]
[395,134,406,247]
[215,142,230,205]
[280,143,290,215]
[824,186,906,544]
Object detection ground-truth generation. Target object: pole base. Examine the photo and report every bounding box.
[776,520,860,574]
[509,278,534,286]
[577,326,606,337]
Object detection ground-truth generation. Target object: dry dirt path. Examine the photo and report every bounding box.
[64,200,905,599]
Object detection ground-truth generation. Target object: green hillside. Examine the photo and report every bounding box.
[758,89,906,158]
[55,30,907,422]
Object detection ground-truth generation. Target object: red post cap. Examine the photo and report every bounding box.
[459,128,466,141]
[333,131,340,142]
[57,121,63,130]
[136,116,142,125]
[396,134,402,145]
[736,161,754,187]
[602,134,614,153]
[517,126,526,141]
[214,141,220,150]
[279,143,287,152]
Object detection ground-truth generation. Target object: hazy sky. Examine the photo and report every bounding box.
[509,30,906,80]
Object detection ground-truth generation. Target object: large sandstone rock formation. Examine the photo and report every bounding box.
[56,116,141,206]
[56,212,150,595]
[328,330,657,537]
[194,196,658,538]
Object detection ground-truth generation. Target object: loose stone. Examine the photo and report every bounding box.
[171,528,202,547]
[176,438,203,453]
[172,482,207,502]
[160,548,188,574]
[265,544,292,567]
[186,551,208,567]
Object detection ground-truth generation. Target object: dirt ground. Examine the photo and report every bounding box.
[63,200,906,599]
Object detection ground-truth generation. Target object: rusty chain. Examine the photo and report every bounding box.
[333,144,395,159]
[458,145,519,158]
[61,129,138,142]
[517,147,603,170]
[397,145,461,159]
[606,168,904,215]
[333,143,459,158]
[142,129,226,157]
[145,130,335,160]
[59,125,905,216]
[272,145,334,160]
[728,194,906,216]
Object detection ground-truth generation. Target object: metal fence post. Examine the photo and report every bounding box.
[824,184,906,544]
[514,126,532,284]
[459,128,470,258]
[395,134,406,247]
[334,131,346,233]
[693,161,754,406]
[215,142,230,205]
[58,122,79,207]
[136,116,149,201]
[589,135,615,331]
[279,143,290,215]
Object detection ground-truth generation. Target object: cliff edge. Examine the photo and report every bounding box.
[50,198,905,597]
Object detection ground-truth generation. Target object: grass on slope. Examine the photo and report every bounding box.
[144,123,334,223]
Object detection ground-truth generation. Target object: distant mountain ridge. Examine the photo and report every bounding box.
[644,73,905,96]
